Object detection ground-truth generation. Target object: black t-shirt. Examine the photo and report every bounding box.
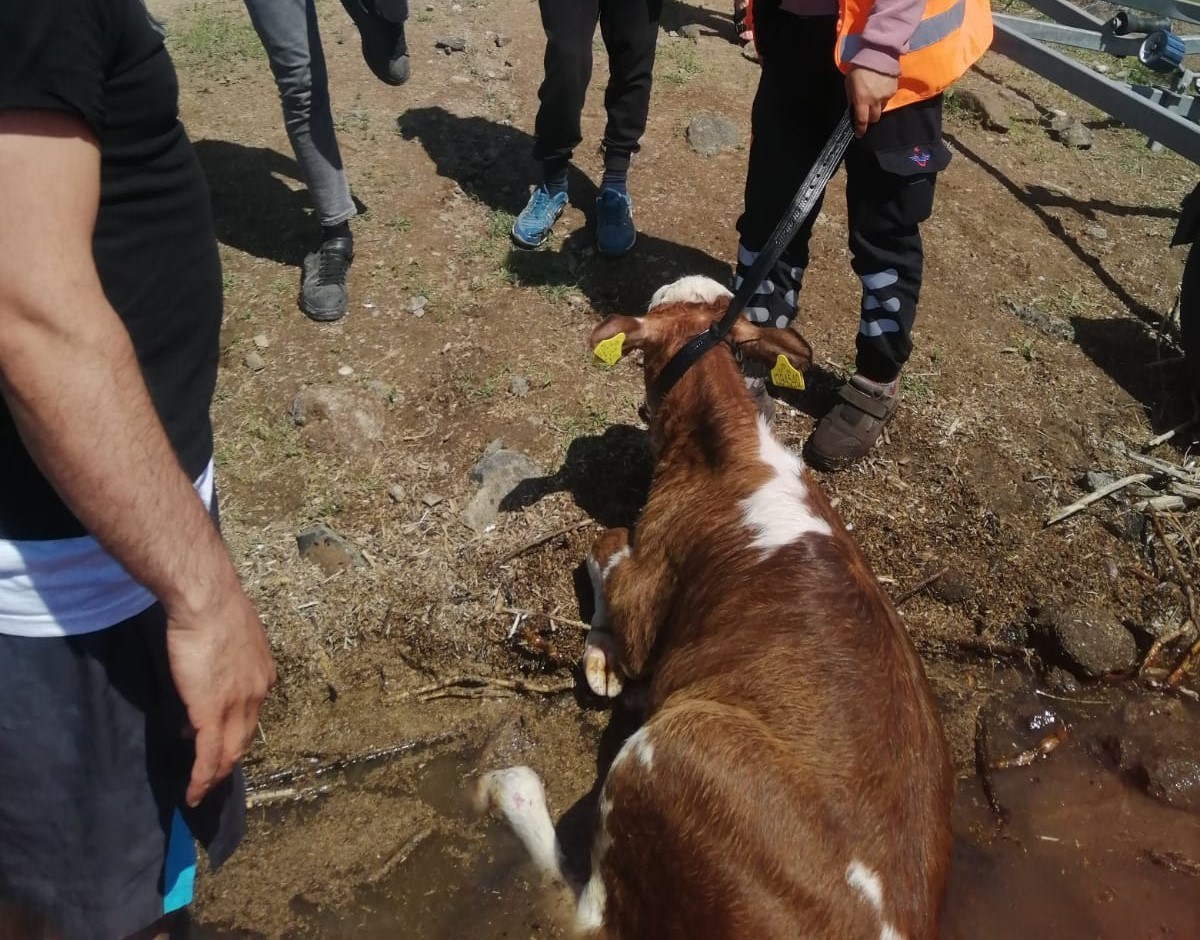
[0,0,222,540]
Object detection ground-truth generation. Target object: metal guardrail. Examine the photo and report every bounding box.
[989,0,1200,164]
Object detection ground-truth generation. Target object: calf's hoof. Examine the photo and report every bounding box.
[584,629,624,698]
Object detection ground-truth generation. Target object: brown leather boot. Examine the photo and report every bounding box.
[806,374,899,468]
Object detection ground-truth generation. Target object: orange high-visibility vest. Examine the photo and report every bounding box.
[834,0,993,111]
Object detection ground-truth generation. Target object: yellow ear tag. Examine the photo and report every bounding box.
[769,354,806,391]
[593,332,626,367]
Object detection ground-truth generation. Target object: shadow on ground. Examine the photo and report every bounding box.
[397,106,732,313]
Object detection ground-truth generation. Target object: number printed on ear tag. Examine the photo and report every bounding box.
[593,332,626,366]
[769,354,805,390]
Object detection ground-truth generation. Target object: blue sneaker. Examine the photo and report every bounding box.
[511,184,568,249]
[595,188,636,257]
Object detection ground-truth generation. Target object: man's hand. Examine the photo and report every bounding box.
[845,67,898,137]
[167,585,275,807]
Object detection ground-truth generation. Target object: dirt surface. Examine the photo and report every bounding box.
[148,0,1200,935]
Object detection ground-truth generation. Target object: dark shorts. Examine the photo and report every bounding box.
[0,604,245,940]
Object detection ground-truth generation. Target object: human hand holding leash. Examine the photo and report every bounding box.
[845,67,898,136]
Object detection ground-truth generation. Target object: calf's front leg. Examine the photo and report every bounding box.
[584,527,673,698]
[584,528,631,698]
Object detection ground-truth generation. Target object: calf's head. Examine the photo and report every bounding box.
[589,276,813,417]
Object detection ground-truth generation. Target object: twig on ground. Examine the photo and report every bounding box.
[496,519,594,565]
[1138,621,1194,678]
[1045,474,1154,526]
[1168,635,1200,687]
[368,827,435,885]
[1034,688,1109,706]
[1142,849,1200,878]
[244,733,459,793]
[500,606,591,632]
[990,722,1067,770]
[951,638,1036,663]
[414,674,575,702]
[1144,419,1197,450]
[245,784,333,809]
[974,708,1009,828]
[893,568,947,606]
[1150,513,1200,687]
[1119,449,1198,483]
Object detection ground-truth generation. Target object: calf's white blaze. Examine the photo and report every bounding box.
[649,275,732,309]
[740,418,832,551]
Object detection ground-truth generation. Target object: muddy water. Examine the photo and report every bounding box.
[197,691,1200,938]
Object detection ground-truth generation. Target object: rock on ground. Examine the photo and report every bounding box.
[953,86,1010,133]
[686,112,739,157]
[296,523,364,574]
[464,444,543,532]
[1034,604,1137,679]
[287,386,386,457]
[1105,701,1200,813]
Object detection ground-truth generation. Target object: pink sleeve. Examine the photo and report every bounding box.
[848,0,926,76]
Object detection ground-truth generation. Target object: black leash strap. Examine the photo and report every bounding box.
[650,109,854,405]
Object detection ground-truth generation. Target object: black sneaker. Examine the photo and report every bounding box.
[338,0,410,86]
[299,236,353,322]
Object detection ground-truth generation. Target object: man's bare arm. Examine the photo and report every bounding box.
[0,110,274,807]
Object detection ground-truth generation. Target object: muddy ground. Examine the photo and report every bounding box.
[148,0,1200,935]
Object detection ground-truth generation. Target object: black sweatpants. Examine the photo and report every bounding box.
[735,3,949,383]
[371,0,408,24]
[532,0,663,169]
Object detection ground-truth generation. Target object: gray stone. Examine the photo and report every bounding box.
[388,484,405,503]
[494,33,511,47]
[741,43,760,62]
[243,351,266,372]
[508,374,530,398]
[421,493,445,507]
[1035,604,1137,679]
[436,36,466,52]
[953,87,1010,133]
[1003,299,1075,342]
[1050,117,1093,149]
[296,523,364,574]
[464,447,542,532]
[1107,709,1200,813]
[1044,667,1080,695]
[366,379,395,402]
[928,568,972,606]
[406,295,429,315]
[1086,224,1109,240]
[287,386,385,456]
[1084,471,1116,491]
[994,86,1041,123]
[680,23,702,40]
[1066,121,1094,149]
[1048,112,1074,133]
[450,75,471,85]
[686,112,739,157]
[252,333,270,349]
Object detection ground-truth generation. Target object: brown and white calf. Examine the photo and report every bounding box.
[477,276,952,939]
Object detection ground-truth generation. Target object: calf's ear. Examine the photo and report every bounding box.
[589,315,649,365]
[731,320,813,389]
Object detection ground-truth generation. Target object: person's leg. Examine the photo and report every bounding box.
[734,8,844,327]
[0,608,245,940]
[807,95,948,466]
[512,0,601,248]
[591,0,661,255]
[244,0,355,230]
[336,0,410,85]
[244,0,356,321]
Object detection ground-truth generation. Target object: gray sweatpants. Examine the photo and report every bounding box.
[243,0,356,227]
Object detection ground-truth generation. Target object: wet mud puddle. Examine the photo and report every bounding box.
[198,691,1199,938]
